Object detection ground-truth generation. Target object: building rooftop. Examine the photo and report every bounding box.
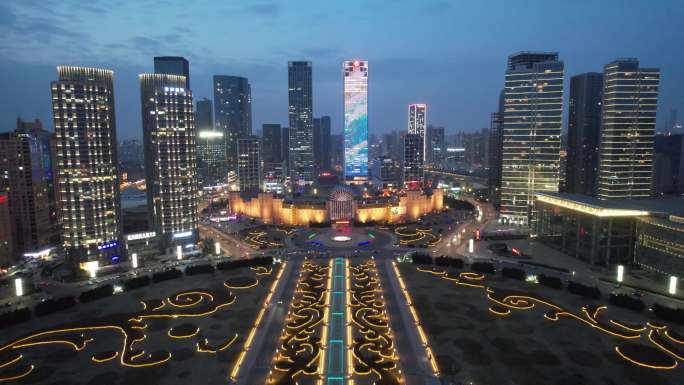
[536,192,684,218]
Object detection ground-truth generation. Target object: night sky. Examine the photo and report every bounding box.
[1,0,683,140]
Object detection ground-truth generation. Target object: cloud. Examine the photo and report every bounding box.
[244,2,280,17]
[130,36,161,50]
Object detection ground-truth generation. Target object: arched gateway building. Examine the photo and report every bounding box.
[228,186,443,226]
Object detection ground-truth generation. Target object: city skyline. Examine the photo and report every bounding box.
[1,1,683,139]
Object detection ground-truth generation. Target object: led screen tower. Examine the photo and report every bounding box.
[344,60,369,184]
[408,103,427,163]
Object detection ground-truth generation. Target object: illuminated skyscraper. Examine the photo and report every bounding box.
[197,130,227,187]
[344,60,369,184]
[403,134,424,189]
[597,59,660,200]
[0,119,59,260]
[500,52,564,225]
[237,136,261,193]
[51,66,122,265]
[154,56,190,88]
[140,73,198,251]
[213,75,252,178]
[288,61,314,185]
[426,125,445,167]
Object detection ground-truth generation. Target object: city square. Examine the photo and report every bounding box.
[1,1,684,385]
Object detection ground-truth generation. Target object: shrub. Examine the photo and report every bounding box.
[152,268,183,283]
[435,256,464,269]
[411,254,433,265]
[185,264,215,276]
[652,303,684,324]
[79,284,114,303]
[470,262,495,274]
[610,293,645,312]
[501,267,526,280]
[0,308,31,328]
[538,275,563,289]
[216,257,273,271]
[567,281,601,299]
[34,296,75,317]
[124,276,151,291]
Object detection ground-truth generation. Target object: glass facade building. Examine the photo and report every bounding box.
[403,134,424,189]
[213,75,252,177]
[344,60,369,184]
[288,61,314,185]
[597,59,660,200]
[237,136,261,193]
[197,130,227,187]
[154,56,190,88]
[501,52,564,225]
[566,73,603,196]
[140,73,198,251]
[51,66,122,266]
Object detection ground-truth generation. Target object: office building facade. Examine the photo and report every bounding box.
[197,130,227,187]
[0,119,59,260]
[213,75,252,177]
[237,136,261,193]
[344,60,369,184]
[154,56,190,88]
[500,52,564,225]
[51,66,122,265]
[426,125,445,167]
[652,133,684,195]
[140,73,198,251]
[314,116,332,172]
[597,59,660,200]
[566,73,603,196]
[403,134,424,189]
[288,61,314,185]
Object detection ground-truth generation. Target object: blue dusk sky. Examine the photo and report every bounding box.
[0,0,683,139]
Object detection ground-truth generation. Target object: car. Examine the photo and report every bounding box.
[631,289,644,298]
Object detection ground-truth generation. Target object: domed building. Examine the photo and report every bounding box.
[228,185,443,226]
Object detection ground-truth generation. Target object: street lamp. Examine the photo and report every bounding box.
[468,239,474,253]
[616,265,624,283]
[14,278,23,297]
[669,276,678,295]
[132,253,138,269]
[215,241,221,256]
[177,245,183,260]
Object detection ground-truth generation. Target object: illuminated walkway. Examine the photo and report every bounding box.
[325,257,348,385]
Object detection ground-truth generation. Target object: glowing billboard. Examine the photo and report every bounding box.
[344,60,368,183]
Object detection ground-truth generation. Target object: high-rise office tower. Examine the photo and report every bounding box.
[566,73,603,196]
[0,193,12,266]
[154,56,190,88]
[195,98,213,130]
[344,60,369,184]
[237,136,261,193]
[403,134,424,189]
[281,126,290,170]
[262,124,284,194]
[597,59,660,200]
[288,61,314,185]
[652,133,684,195]
[314,116,331,172]
[330,134,344,170]
[214,75,252,177]
[0,119,59,260]
[262,124,283,163]
[140,73,198,251]
[195,97,226,187]
[488,90,505,204]
[408,104,427,163]
[500,52,564,225]
[197,131,227,188]
[51,66,122,265]
[426,125,445,167]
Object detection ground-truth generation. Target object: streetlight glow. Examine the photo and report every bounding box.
[468,239,474,253]
[132,253,138,269]
[14,278,23,297]
[177,245,183,260]
[669,276,677,295]
[616,265,624,283]
[215,241,221,256]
